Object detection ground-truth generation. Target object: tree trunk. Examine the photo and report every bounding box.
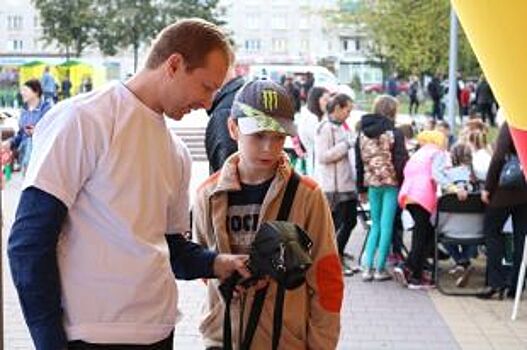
[75,39,82,58]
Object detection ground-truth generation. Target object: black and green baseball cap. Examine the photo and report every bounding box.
[232,79,297,136]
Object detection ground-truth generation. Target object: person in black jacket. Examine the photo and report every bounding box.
[479,122,527,299]
[475,75,496,126]
[427,73,444,120]
[205,66,245,173]
[355,95,408,281]
[283,75,301,113]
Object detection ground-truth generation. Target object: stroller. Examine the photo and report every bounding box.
[434,192,487,295]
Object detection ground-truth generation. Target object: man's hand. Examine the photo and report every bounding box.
[213,254,250,282]
[481,190,490,204]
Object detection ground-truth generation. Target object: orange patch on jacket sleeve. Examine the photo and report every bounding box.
[300,175,318,191]
[315,254,344,313]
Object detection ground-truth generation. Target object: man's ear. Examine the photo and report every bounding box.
[227,117,239,141]
[165,53,184,78]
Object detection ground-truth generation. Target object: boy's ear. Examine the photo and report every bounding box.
[227,117,239,141]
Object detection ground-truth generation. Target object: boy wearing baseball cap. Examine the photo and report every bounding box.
[193,79,343,349]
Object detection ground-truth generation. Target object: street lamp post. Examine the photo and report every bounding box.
[447,7,459,131]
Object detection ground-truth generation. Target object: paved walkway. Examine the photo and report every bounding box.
[2,162,527,349]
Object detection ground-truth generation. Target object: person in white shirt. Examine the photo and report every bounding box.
[8,19,249,350]
[297,86,330,176]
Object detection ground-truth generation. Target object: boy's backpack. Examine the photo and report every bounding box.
[219,171,313,350]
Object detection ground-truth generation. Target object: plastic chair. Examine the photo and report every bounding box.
[434,193,487,295]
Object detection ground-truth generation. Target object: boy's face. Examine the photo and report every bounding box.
[228,118,286,172]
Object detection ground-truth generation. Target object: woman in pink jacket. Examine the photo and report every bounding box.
[394,130,448,289]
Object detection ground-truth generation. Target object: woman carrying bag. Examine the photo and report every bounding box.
[480,122,527,299]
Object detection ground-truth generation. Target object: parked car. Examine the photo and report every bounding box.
[245,64,355,100]
[363,81,409,94]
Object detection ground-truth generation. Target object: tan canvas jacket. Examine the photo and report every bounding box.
[193,153,344,350]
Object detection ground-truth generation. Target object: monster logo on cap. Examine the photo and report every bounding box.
[262,89,279,111]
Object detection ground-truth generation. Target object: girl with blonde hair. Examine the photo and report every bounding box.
[394,130,448,289]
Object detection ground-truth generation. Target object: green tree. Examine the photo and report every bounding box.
[327,0,480,78]
[33,0,97,58]
[96,0,222,72]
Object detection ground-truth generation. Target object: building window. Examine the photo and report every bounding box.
[272,38,287,53]
[271,15,287,30]
[342,37,351,52]
[342,37,361,53]
[246,14,260,30]
[244,39,261,53]
[7,15,23,30]
[8,40,24,51]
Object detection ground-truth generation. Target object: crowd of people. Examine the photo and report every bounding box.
[206,58,525,297]
[416,71,499,127]
[290,84,525,295]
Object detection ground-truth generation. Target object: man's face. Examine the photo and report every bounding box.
[228,118,286,173]
[163,49,228,120]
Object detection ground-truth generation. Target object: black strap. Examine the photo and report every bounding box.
[223,291,234,350]
[240,286,269,349]
[272,285,286,350]
[224,171,300,350]
[276,172,300,221]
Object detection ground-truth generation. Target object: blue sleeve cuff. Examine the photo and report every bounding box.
[166,234,218,280]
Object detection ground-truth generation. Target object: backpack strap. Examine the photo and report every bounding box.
[276,171,300,221]
[272,285,286,350]
[240,286,269,350]
[223,291,234,350]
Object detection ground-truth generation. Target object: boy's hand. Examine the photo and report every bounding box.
[233,276,270,297]
[213,254,250,282]
[253,276,270,291]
